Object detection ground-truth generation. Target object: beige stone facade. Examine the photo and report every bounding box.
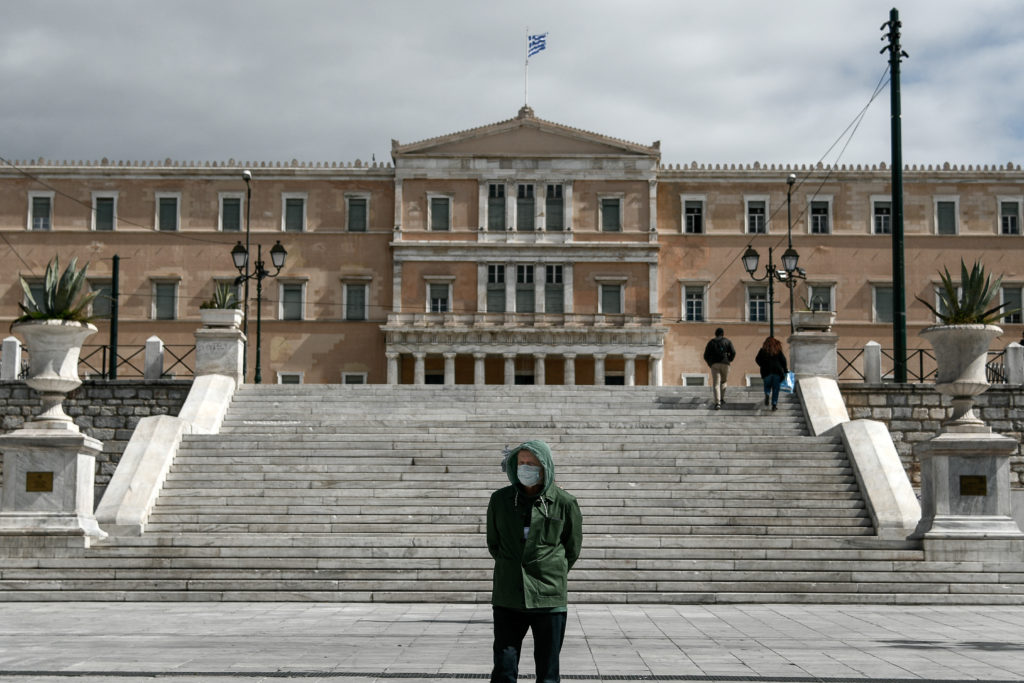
[2,108,1022,384]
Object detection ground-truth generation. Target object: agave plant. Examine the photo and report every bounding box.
[916,259,1019,325]
[16,257,98,323]
[199,282,240,310]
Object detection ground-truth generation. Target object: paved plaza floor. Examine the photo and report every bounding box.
[1,603,1023,682]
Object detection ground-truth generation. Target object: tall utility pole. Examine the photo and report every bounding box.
[882,7,909,383]
[107,254,120,380]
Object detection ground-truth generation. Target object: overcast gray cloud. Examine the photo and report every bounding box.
[2,0,1022,167]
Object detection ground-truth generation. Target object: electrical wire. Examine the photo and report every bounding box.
[699,64,893,314]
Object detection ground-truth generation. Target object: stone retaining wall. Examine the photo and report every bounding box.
[0,380,191,502]
[839,385,1024,487]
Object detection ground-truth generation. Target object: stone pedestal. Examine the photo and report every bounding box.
[194,326,245,383]
[913,430,1024,558]
[788,330,838,379]
[0,428,106,547]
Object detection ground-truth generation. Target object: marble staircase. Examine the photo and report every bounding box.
[1,384,1022,603]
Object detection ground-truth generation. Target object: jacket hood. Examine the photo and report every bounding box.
[506,439,555,496]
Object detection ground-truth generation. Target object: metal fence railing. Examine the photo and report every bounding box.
[837,347,1009,384]
[4,344,196,381]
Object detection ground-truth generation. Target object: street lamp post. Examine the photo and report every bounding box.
[742,174,805,337]
[242,170,252,381]
[232,240,287,384]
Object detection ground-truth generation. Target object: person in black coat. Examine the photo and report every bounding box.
[755,336,788,411]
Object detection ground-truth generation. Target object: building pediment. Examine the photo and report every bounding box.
[392,106,660,160]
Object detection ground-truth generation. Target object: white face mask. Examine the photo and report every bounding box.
[518,464,542,487]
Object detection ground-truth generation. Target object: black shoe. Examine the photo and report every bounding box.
[764,395,770,406]
[713,403,721,410]
[771,404,777,411]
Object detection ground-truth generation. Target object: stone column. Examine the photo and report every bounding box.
[534,353,546,386]
[593,353,607,386]
[0,427,106,546]
[443,352,456,385]
[194,327,245,385]
[1,336,22,381]
[563,353,576,386]
[503,353,516,385]
[788,330,839,379]
[650,354,662,387]
[624,354,636,386]
[144,336,164,380]
[864,340,882,384]
[1006,342,1023,385]
[386,352,399,385]
[473,353,487,386]
[413,353,426,385]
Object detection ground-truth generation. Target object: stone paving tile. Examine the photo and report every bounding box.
[2,603,1024,681]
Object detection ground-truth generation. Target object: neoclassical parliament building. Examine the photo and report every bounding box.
[1,107,1022,385]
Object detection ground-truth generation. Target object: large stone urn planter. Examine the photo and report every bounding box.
[791,310,835,332]
[919,324,1002,432]
[12,319,97,429]
[199,308,244,329]
[2,319,105,544]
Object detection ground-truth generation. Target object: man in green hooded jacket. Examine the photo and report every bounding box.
[486,439,583,683]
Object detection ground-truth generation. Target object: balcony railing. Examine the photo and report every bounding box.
[2,344,196,381]
[384,312,664,328]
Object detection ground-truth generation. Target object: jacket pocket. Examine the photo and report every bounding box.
[540,516,564,546]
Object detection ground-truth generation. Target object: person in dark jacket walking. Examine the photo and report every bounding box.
[487,439,583,683]
[755,336,788,410]
[703,327,736,409]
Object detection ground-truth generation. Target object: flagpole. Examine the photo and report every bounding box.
[524,26,529,106]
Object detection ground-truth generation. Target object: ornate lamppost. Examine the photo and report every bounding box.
[232,240,287,384]
[742,174,805,336]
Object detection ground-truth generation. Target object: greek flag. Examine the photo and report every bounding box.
[528,33,548,58]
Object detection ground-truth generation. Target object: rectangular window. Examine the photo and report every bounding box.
[517,184,535,231]
[347,196,368,232]
[94,196,116,231]
[684,200,703,234]
[26,280,45,308]
[516,265,535,313]
[684,285,705,321]
[873,285,894,323]
[807,285,832,312]
[810,201,830,234]
[429,283,450,313]
[342,373,367,384]
[157,195,179,231]
[278,373,303,385]
[153,281,177,320]
[936,200,957,235]
[90,280,113,318]
[1001,201,1021,235]
[546,185,564,231]
[600,197,621,232]
[280,283,304,320]
[487,265,505,313]
[487,184,505,231]
[873,200,892,235]
[344,283,367,321]
[220,196,241,232]
[430,196,451,231]
[747,286,768,322]
[30,194,52,231]
[746,200,766,234]
[1002,286,1022,324]
[600,284,623,315]
[545,265,564,314]
[682,374,707,387]
[284,196,305,232]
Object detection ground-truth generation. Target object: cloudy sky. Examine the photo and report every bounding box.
[2,0,1021,168]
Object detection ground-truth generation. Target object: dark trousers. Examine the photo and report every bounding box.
[762,373,783,406]
[491,606,567,683]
